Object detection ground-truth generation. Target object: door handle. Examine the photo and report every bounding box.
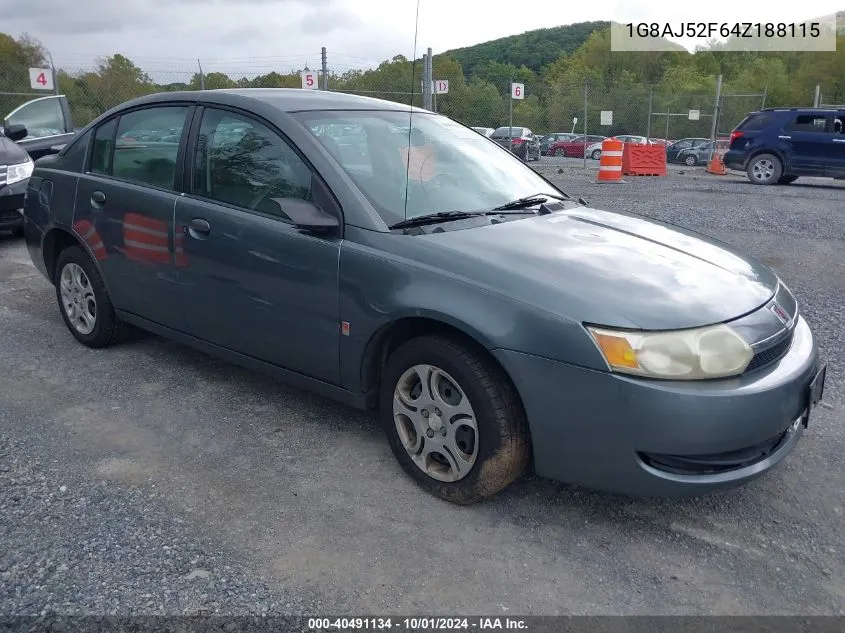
[90,191,106,205]
[832,138,845,143]
[778,135,791,140]
[187,218,211,238]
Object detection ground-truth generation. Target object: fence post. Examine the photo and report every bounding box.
[423,48,433,110]
[646,85,653,139]
[321,47,327,90]
[761,85,768,109]
[813,85,821,107]
[197,59,205,90]
[46,50,58,95]
[583,80,588,168]
[708,74,723,166]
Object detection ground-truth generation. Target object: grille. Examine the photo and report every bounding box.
[0,165,7,185]
[745,330,794,374]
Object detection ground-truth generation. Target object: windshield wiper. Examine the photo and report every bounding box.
[491,192,571,211]
[389,208,541,230]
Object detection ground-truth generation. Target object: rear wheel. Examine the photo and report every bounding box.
[747,153,782,185]
[379,335,531,505]
[591,149,601,160]
[684,154,697,166]
[10,226,23,238]
[778,175,798,184]
[554,148,565,157]
[54,245,128,348]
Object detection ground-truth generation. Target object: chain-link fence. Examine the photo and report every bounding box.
[1,54,838,141]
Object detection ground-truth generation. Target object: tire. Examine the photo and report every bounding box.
[747,153,782,185]
[54,245,128,348]
[10,226,24,238]
[554,148,565,157]
[379,334,531,505]
[591,149,601,160]
[778,175,798,184]
[684,154,697,166]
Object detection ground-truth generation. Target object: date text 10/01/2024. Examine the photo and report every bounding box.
[307,618,528,630]
[625,22,822,39]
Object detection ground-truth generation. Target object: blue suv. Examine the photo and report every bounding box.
[724,108,845,185]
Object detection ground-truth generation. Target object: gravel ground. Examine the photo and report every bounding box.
[0,169,843,618]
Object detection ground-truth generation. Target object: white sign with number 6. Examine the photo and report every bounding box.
[29,68,54,91]
[301,71,318,90]
[511,83,524,100]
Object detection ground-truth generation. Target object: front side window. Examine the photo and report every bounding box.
[193,108,312,221]
[5,96,66,139]
[112,106,190,189]
[294,110,565,227]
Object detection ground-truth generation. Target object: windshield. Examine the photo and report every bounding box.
[294,110,564,227]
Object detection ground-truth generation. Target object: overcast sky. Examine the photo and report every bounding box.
[1,0,841,75]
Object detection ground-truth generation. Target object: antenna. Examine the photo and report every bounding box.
[403,0,421,223]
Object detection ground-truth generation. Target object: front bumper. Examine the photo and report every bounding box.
[0,180,27,229]
[494,315,821,497]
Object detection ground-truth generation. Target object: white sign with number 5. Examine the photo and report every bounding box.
[511,83,524,100]
[29,68,54,91]
[301,71,318,90]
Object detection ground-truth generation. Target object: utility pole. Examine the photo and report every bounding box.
[321,47,327,90]
[583,80,588,168]
[813,85,821,107]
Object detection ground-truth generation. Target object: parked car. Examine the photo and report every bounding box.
[724,108,845,185]
[471,127,494,137]
[3,94,76,160]
[548,134,606,158]
[540,132,579,155]
[489,126,541,161]
[666,138,710,163]
[675,140,729,166]
[22,89,826,504]
[585,135,649,160]
[0,124,33,236]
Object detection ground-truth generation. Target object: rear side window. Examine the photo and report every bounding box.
[91,118,117,175]
[112,106,190,189]
[787,114,828,133]
[737,113,774,131]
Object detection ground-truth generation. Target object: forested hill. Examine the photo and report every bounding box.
[439,21,609,76]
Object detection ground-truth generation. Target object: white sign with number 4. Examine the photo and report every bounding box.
[29,68,54,91]
[301,71,318,90]
[511,83,524,100]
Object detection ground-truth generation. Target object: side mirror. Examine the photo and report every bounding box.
[270,198,339,234]
[4,123,28,142]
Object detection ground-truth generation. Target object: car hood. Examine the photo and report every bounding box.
[411,206,778,330]
[0,134,29,164]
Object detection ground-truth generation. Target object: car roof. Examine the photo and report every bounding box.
[111,88,428,113]
[757,107,844,114]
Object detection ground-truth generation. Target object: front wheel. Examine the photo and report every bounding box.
[554,148,565,157]
[591,149,601,160]
[747,153,782,185]
[684,154,697,166]
[380,335,531,505]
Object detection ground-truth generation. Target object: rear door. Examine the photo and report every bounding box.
[826,111,845,177]
[73,104,193,329]
[781,113,831,175]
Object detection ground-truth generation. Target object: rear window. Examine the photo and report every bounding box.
[492,127,523,138]
[736,113,775,131]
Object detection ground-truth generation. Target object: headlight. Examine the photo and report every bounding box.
[6,158,34,185]
[586,324,753,380]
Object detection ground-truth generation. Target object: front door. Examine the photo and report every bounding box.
[73,104,193,329]
[174,105,341,384]
[826,111,845,178]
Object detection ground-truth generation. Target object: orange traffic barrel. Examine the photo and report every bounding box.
[596,138,625,183]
